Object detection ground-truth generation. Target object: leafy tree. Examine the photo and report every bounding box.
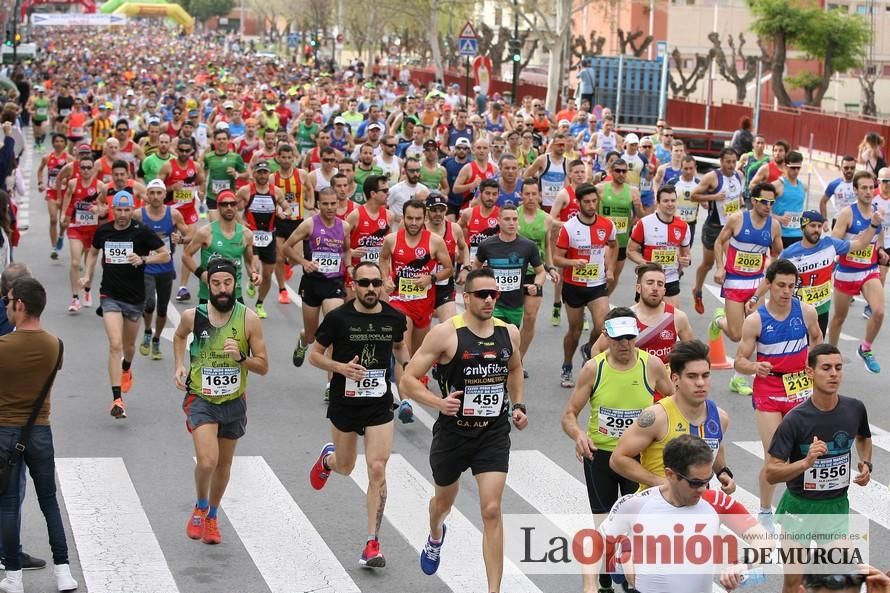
[747,0,808,107]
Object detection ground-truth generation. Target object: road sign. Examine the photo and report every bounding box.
[458,21,477,39]
[287,33,300,48]
[458,38,478,57]
[656,41,668,60]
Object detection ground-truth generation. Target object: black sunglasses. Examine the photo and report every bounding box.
[218,202,238,208]
[609,334,636,341]
[406,168,421,174]
[675,471,712,489]
[613,168,628,174]
[468,289,499,300]
[355,278,383,287]
[385,144,397,148]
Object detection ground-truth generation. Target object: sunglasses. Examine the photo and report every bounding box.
[385,144,397,148]
[218,201,238,208]
[116,128,128,132]
[675,471,712,489]
[803,575,865,590]
[609,334,636,341]
[880,179,890,183]
[754,198,775,205]
[787,165,802,170]
[613,169,628,174]
[322,158,337,163]
[843,166,857,171]
[468,289,500,300]
[355,278,383,287]
[406,169,421,174]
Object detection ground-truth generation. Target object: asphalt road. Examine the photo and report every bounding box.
[10,139,890,593]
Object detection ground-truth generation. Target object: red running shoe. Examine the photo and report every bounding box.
[359,538,386,568]
[202,517,221,545]
[186,507,207,540]
[309,443,335,490]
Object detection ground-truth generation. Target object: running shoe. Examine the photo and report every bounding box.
[139,332,152,356]
[359,538,386,568]
[246,282,257,298]
[693,289,704,315]
[50,249,58,260]
[560,367,575,388]
[398,400,415,424]
[420,524,446,575]
[292,335,308,367]
[523,369,529,379]
[186,506,208,540]
[151,342,162,361]
[551,304,561,326]
[121,369,133,393]
[708,307,725,341]
[19,553,46,570]
[175,286,191,302]
[858,345,881,374]
[110,398,127,419]
[202,517,221,545]
[0,572,22,593]
[285,262,294,281]
[255,302,267,319]
[863,304,873,320]
[82,291,92,307]
[580,343,592,365]
[278,289,290,304]
[728,376,753,396]
[67,297,81,313]
[55,237,63,251]
[310,442,335,490]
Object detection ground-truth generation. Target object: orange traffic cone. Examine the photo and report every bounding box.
[708,333,734,370]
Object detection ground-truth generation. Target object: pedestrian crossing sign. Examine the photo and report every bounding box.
[459,38,478,57]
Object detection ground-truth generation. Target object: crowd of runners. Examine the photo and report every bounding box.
[1,24,890,593]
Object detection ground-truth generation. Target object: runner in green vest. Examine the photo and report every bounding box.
[517,181,559,363]
[141,134,173,183]
[597,158,642,294]
[294,110,320,156]
[181,190,260,303]
[739,134,769,203]
[203,128,247,221]
[174,257,268,546]
[353,144,384,205]
[28,86,50,151]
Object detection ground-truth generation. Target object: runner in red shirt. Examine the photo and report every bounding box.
[36,133,74,259]
[458,178,500,263]
[344,174,396,298]
[426,192,468,322]
[59,155,107,313]
[380,199,453,354]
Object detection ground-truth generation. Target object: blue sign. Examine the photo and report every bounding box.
[287,33,300,48]
[458,38,478,57]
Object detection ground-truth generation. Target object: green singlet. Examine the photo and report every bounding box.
[204,151,247,201]
[517,206,547,275]
[199,221,246,301]
[599,183,634,248]
[187,302,249,404]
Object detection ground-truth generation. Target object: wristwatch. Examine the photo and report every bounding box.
[862,460,873,473]
[512,403,527,414]
[236,351,248,363]
[717,466,734,479]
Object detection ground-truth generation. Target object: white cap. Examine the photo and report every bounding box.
[146,179,166,191]
[333,116,346,125]
[558,119,570,127]
[215,121,230,130]
[473,85,481,92]
[368,122,384,131]
[588,114,598,121]
[260,83,269,90]
[223,100,234,109]
[454,137,471,148]
[126,89,135,96]
[625,133,640,144]
[604,317,639,338]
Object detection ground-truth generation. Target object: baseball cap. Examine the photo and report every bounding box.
[625,133,640,144]
[442,104,453,111]
[333,116,346,125]
[126,89,135,96]
[254,160,271,172]
[558,119,570,127]
[148,116,161,125]
[76,143,92,154]
[98,103,109,110]
[800,210,825,227]
[588,114,598,121]
[423,139,438,149]
[216,190,238,203]
[426,192,448,208]
[368,122,384,132]
[146,179,166,191]
[604,316,639,339]
[223,100,234,109]
[455,137,471,148]
[111,191,134,208]
[35,86,44,93]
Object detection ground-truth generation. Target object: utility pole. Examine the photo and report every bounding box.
[511,0,519,103]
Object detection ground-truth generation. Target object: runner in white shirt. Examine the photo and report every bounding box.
[387,158,430,223]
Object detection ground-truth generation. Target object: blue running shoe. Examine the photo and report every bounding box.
[398,400,414,424]
[420,524,446,575]
[858,345,881,374]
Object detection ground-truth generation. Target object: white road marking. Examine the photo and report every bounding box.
[351,454,545,593]
[222,456,361,593]
[56,458,181,593]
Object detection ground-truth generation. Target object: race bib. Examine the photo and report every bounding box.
[597,406,642,438]
[211,179,230,194]
[312,251,342,274]
[60,108,71,117]
[572,263,600,285]
[733,251,763,273]
[799,282,831,307]
[362,247,381,263]
[782,370,813,402]
[783,211,803,229]
[253,230,273,248]
[462,383,505,417]
[494,268,523,292]
[201,366,241,398]
[398,276,428,300]
[724,198,742,215]
[469,245,479,262]
[173,187,195,204]
[104,241,133,264]
[75,208,97,226]
[36,107,48,117]
[47,174,58,188]
[71,126,84,136]
[847,244,874,265]
[609,216,629,235]
[287,202,302,220]
[651,248,677,266]
[678,205,698,222]
[803,453,850,492]
[344,368,387,398]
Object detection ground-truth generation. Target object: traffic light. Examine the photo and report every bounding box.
[508,38,521,63]
[309,37,317,47]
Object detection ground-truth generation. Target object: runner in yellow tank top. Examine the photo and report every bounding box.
[561,307,673,593]
[610,339,736,493]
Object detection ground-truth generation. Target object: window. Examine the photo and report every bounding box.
[854,3,870,14]
[494,7,502,26]
[827,3,847,10]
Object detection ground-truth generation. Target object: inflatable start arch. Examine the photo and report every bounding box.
[112,2,194,33]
